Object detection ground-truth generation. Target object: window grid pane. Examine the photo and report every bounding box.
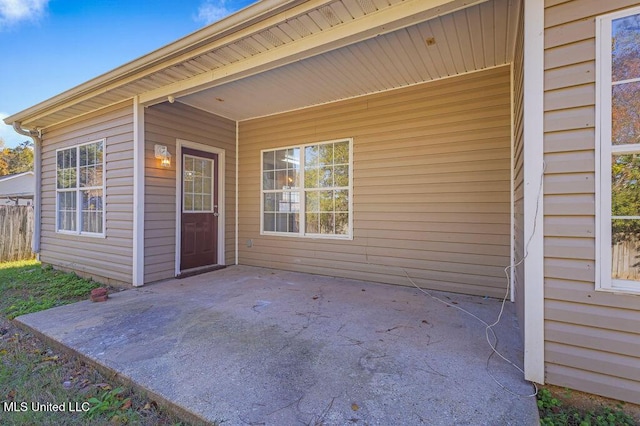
[262,148,301,234]
[183,155,214,212]
[612,13,640,82]
[607,13,640,287]
[57,191,77,232]
[81,189,103,234]
[56,141,104,235]
[611,82,640,146]
[303,141,350,236]
[262,140,349,237]
[611,219,640,282]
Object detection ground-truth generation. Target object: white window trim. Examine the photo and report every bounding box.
[260,138,353,240]
[596,6,640,295]
[55,139,106,238]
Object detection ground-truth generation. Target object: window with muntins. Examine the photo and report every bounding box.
[597,7,640,293]
[183,155,214,212]
[261,139,352,239]
[56,140,105,236]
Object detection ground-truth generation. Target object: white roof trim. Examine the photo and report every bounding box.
[0,171,34,182]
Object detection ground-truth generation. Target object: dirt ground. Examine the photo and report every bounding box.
[0,317,189,425]
[542,384,640,422]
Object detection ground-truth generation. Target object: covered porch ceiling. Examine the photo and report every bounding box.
[178,0,520,121]
[6,0,520,130]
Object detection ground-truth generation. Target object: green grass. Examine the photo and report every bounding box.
[0,260,99,319]
[0,260,193,425]
[538,388,637,426]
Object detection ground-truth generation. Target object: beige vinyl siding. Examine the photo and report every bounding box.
[238,66,512,298]
[512,5,525,339]
[40,101,134,286]
[144,102,236,283]
[544,0,640,404]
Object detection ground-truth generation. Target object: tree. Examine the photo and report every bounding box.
[0,140,34,177]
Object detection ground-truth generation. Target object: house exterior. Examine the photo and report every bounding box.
[4,0,640,406]
[0,171,34,206]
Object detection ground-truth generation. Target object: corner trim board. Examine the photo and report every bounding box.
[522,0,545,384]
[132,97,145,286]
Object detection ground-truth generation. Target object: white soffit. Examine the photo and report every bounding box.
[12,0,518,129]
[178,0,519,121]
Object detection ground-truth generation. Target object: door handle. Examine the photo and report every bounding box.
[213,212,219,217]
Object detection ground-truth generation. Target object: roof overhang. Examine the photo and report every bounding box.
[4,0,519,130]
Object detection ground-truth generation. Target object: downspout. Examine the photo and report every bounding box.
[12,122,42,256]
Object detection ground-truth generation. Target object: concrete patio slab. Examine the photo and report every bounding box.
[16,266,539,425]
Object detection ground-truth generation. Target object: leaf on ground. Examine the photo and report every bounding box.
[41,355,59,362]
[143,400,158,411]
[121,398,132,410]
[351,403,359,411]
[95,383,112,390]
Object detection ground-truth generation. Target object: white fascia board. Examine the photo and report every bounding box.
[522,0,545,384]
[139,0,488,105]
[132,97,145,286]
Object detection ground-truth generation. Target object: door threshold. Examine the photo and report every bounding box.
[177,264,226,279]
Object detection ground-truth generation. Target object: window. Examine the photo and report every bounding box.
[56,140,105,236]
[597,8,640,293]
[261,138,352,239]
[183,155,214,212]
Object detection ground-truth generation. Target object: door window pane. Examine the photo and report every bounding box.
[183,155,214,212]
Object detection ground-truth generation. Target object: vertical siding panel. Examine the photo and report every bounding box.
[144,102,236,283]
[40,101,134,285]
[238,66,512,298]
[543,0,640,404]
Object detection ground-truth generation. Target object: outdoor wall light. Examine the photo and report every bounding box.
[154,144,172,168]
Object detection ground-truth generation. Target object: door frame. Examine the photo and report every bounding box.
[174,139,226,276]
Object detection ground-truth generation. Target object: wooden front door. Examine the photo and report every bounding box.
[180,148,219,271]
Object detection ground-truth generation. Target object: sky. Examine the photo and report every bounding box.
[0,0,255,148]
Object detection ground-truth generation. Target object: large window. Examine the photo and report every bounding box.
[597,7,640,293]
[56,140,105,236]
[261,138,352,239]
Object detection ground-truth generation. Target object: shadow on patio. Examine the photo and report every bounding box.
[16,266,539,425]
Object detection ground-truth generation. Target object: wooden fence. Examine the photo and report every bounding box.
[0,206,34,262]
[612,238,640,281]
